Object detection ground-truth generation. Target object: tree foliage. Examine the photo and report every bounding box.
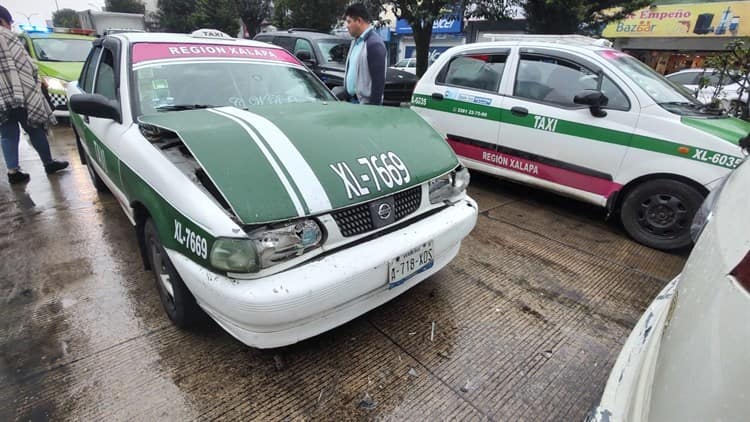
[52,8,81,28]
[703,40,750,119]
[157,0,196,33]
[105,0,147,14]
[273,0,348,32]
[521,0,650,35]
[191,0,240,36]
[237,0,272,38]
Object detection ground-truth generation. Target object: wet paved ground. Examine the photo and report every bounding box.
[1,125,687,421]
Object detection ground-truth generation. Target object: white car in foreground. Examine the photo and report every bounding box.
[589,140,749,421]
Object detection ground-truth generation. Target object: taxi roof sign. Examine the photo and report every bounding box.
[191,29,234,40]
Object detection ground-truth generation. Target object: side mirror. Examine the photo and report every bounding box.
[70,93,122,123]
[296,50,315,65]
[574,89,609,117]
[331,85,349,101]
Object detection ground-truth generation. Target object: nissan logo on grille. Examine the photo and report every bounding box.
[377,203,392,220]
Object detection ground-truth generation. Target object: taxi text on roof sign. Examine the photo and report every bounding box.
[191,29,234,39]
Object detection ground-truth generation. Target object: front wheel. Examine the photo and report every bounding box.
[620,179,705,251]
[144,219,203,328]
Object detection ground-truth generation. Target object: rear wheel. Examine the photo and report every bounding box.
[620,179,705,251]
[144,219,203,328]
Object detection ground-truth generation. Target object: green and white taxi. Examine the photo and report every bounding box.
[412,36,749,250]
[67,30,477,349]
[18,25,95,117]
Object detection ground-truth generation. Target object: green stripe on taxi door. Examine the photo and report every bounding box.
[412,93,744,170]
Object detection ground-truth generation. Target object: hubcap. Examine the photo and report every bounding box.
[636,193,688,237]
[150,240,175,304]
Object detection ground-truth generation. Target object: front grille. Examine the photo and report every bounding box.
[394,186,422,220]
[331,203,373,237]
[332,186,422,237]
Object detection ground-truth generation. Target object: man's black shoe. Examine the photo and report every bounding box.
[44,160,69,174]
[7,171,30,184]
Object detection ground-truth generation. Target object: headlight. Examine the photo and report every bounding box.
[209,219,323,273]
[429,166,470,204]
[43,76,67,92]
[690,177,728,242]
[250,219,323,269]
[210,238,258,273]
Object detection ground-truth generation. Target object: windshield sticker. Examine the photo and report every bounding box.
[132,43,300,65]
[152,79,169,90]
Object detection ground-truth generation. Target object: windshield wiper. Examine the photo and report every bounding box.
[155,104,219,112]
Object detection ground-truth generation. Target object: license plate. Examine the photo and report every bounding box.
[387,241,434,289]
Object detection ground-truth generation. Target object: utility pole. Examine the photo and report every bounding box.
[55,0,60,12]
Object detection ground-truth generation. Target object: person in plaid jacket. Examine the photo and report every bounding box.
[0,5,68,185]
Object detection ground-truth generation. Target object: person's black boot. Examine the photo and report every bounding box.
[44,160,69,174]
[7,171,30,184]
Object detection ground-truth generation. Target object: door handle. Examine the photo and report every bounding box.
[431,92,444,100]
[83,115,90,123]
[511,106,528,117]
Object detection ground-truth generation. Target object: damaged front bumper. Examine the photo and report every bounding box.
[587,276,680,422]
[166,197,478,349]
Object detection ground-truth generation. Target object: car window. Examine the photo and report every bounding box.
[316,38,349,65]
[438,53,507,92]
[600,76,630,111]
[515,55,601,107]
[667,72,700,85]
[94,48,117,101]
[294,38,314,57]
[395,59,409,67]
[254,35,273,43]
[31,37,92,62]
[133,61,335,116]
[515,55,630,111]
[80,46,102,93]
[272,36,296,53]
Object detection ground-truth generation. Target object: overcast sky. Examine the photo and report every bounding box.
[3,0,106,25]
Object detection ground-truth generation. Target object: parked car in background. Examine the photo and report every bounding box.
[412,36,748,251]
[392,57,437,75]
[254,29,417,106]
[589,140,749,422]
[666,68,748,115]
[18,25,95,117]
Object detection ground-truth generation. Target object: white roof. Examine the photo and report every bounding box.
[479,34,613,48]
[114,31,275,49]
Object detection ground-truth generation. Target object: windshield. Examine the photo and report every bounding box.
[597,51,722,116]
[32,38,92,62]
[134,61,335,116]
[316,39,350,65]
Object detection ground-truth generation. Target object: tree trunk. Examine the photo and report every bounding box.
[412,20,433,78]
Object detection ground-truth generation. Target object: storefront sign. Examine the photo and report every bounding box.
[395,16,462,34]
[603,1,750,38]
[404,46,451,59]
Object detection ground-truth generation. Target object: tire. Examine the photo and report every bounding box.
[84,150,110,193]
[144,219,203,328]
[620,179,705,251]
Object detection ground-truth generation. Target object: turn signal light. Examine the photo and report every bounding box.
[730,251,750,293]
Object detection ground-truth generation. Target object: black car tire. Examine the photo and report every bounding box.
[620,179,705,251]
[144,219,203,328]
